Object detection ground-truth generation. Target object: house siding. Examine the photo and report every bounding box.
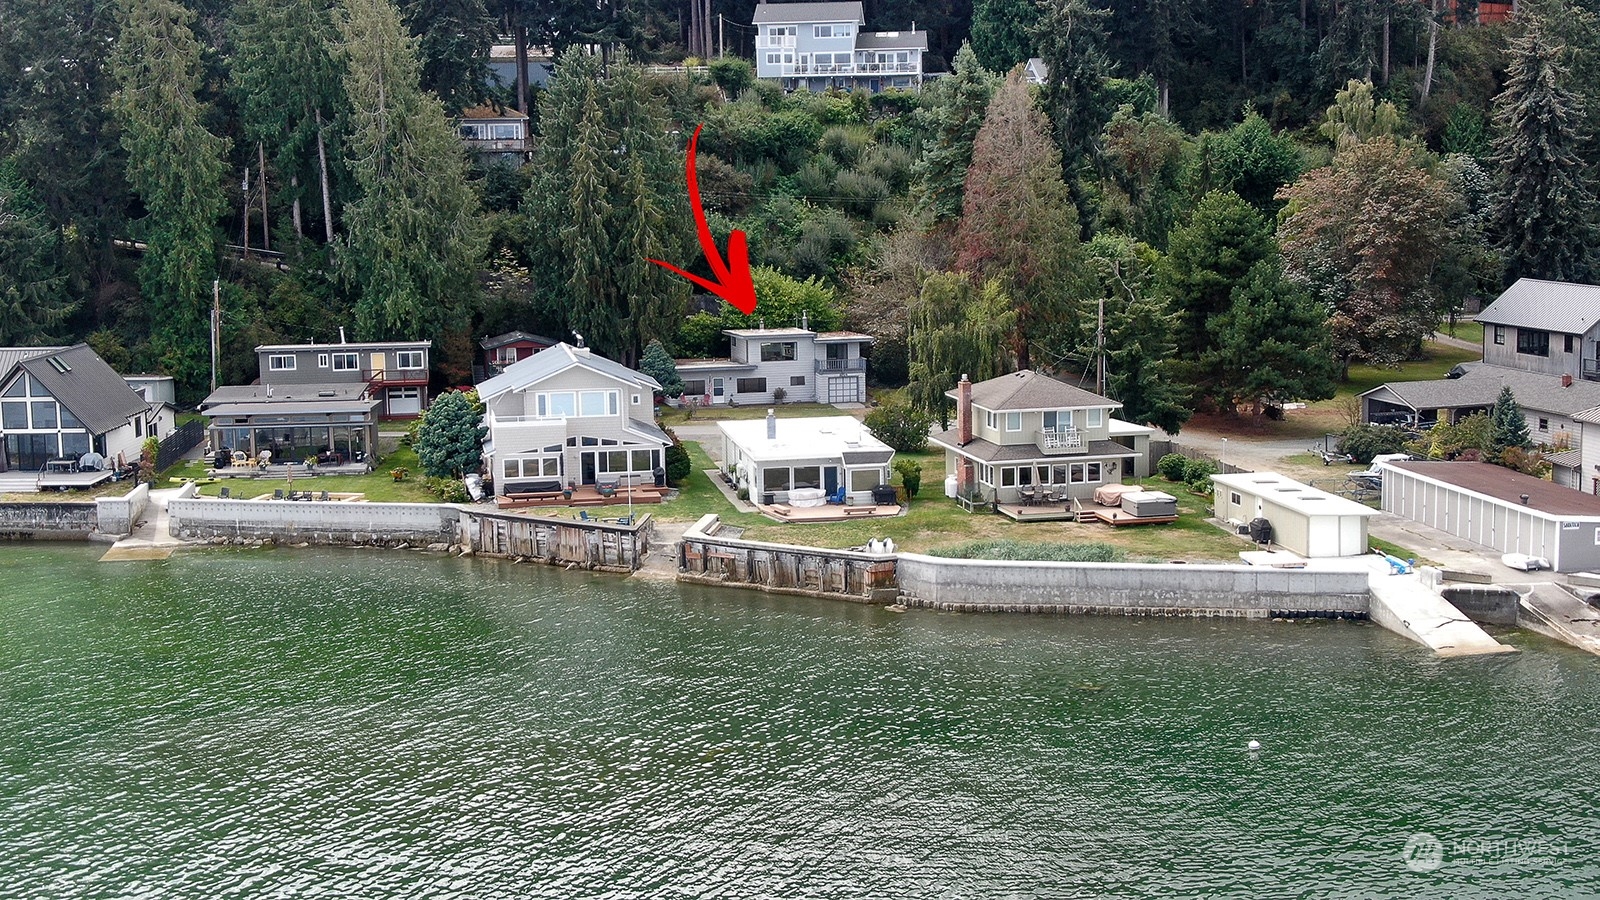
[1481,326,1593,377]
[255,344,430,386]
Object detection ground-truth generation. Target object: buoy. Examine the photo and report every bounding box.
[1247,739,1262,752]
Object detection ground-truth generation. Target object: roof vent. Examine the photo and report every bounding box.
[318,390,336,397]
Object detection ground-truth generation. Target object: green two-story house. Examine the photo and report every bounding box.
[930,370,1155,505]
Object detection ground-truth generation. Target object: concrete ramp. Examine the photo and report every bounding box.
[1368,572,1516,657]
[1518,584,1600,656]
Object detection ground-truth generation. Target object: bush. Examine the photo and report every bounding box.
[928,540,1126,562]
[425,476,471,503]
[865,401,935,452]
[416,390,487,478]
[892,457,922,499]
[663,428,693,486]
[707,57,754,96]
[1338,424,1413,464]
[1182,458,1217,494]
[1157,452,1189,481]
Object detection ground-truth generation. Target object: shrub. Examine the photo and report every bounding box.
[1157,452,1189,482]
[663,427,693,486]
[416,390,487,478]
[928,540,1126,562]
[772,386,787,403]
[425,476,470,503]
[707,57,754,96]
[865,401,935,452]
[1182,458,1217,494]
[892,458,922,499]
[1338,424,1413,464]
[640,339,684,398]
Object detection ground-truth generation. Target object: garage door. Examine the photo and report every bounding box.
[827,377,861,404]
[388,387,422,416]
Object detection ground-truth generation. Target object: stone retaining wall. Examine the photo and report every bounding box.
[895,553,1370,617]
[168,497,456,547]
[0,501,100,539]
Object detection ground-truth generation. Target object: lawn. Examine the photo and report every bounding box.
[173,446,441,503]
[1441,319,1484,346]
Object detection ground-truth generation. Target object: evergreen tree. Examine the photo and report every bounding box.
[639,339,684,398]
[229,0,346,244]
[957,68,1091,370]
[1080,233,1191,433]
[1098,104,1189,248]
[110,0,228,393]
[970,0,1040,72]
[0,163,74,343]
[1195,109,1302,214]
[1491,19,1598,283]
[1033,0,1112,215]
[403,0,495,114]
[1206,256,1339,416]
[1159,190,1274,363]
[415,389,486,478]
[912,43,997,224]
[526,48,689,366]
[336,0,487,341]
[1488,385,1532,459]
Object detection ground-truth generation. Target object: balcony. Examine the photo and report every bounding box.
[816,358,868,373]
[1583,358,1600,382]
[362,368,428,385]
[1035,427,1087,456]
[778,62,921,77]
[463,137,529,153]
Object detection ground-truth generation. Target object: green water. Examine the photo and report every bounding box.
[0,545,1594,898]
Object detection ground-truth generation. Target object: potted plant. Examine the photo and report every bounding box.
[390,466,408,482]
[563,480,575,500]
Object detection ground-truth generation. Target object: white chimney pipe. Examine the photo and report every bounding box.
[766,408,777,440]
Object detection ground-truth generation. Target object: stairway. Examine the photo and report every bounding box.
[0,472,39,493]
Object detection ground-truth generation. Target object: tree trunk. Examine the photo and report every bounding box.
[291,174,304,237]
[1382,12,1391,83]
[316,108,334,242]
[515,23,529,115]
[1422,0,1440,103]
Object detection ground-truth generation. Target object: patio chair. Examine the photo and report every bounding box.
[272,489,285,500]
[579,510,592,521]
[218,486,230,499]
[318,490,331,501]
[615,515,634,526]
[827,485,847,505]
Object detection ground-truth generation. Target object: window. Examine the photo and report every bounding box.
[736,377,767,394]
[538,392,577,417]
[1540,418,1550,431]
[684,379,706,396]
[813,23,852,38]
[30,402,55,429]
[1566,334,1576,354]
[763,25,796,47]
[1070,462,1103,484]
[764,468,789,492]
[790,375,807,387]
[765,51,794,65]
[2,402,26,430]
[1043,410,1074,431]
[395,350,424,369]
[576,391,617,417]
[760,342,796,362]
[1230,491,1242,505]
[632,394,641,406]
[268,354,296,371]
[984,410,997,430]
[2,378,23,398]
[134,417,143,437]
[1087,408,1103,428]
[793,465,820,489]
[318,353,330,368]
[1493,325,1505,345]
[1005,412,1021,432]
[331,352,360,371]
[1517,329,1550,357]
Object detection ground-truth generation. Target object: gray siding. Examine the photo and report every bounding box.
[256,345,429,385]
[1481,325,1590,377]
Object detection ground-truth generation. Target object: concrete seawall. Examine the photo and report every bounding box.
[0,500,100,539]
[168,497,457,548]
[895,553,1371,617]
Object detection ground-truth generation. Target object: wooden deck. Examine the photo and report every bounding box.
[759,502,901,523]
[1088,508,1178,527]
[997,499,1176,526]
[38,469,116,491]
[494,484,667,510]
[996,502,1078,522]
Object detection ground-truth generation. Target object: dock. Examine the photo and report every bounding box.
[1366,567,1516,657]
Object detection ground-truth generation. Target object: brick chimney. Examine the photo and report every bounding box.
[956,374,973,446]
[1563,373,1574,388]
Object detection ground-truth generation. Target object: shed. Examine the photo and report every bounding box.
[1380,460,1600,572]
[1211,472,1378,558]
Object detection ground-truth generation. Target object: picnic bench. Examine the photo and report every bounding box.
[843,505,876,516]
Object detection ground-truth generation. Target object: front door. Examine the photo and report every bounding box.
[712,377,725,403]
[581,452,596,485]
[824,467,838,494]
[369,352,385,380]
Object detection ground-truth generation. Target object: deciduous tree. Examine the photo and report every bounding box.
[906,272,1013,428]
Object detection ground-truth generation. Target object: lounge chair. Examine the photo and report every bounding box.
[318,490,330,501]
[218,486,230,499]
[272,489,285,500]
[579,510,592,521]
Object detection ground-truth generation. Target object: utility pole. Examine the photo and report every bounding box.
[240,167,250,255]
[1095,296,1106,397]
[258,142,270,252]
[719,13,725,58]
[211,279,221,393]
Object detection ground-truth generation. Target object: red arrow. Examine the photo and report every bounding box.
[649,124,757,314]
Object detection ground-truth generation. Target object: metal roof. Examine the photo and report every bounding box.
[1386,460,1600,517]
[14,344,151,434]
[476,342,661,399]
[751,1,864,24]
[1211,472,1378,518]
[480,330,556,350]
[0,346,65,374]
[813,331,874,343]
[946,370,1120,412]
[928,430,1132,463]
[855,31,928,50]
[1475,278,1600,333]
[1362,363,1600,416]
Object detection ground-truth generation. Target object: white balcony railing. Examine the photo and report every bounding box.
[778,62,920,76]
[1036,427,1087,455]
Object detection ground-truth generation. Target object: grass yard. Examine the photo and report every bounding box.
[1441,320,1484,346]
[173,447,440,503]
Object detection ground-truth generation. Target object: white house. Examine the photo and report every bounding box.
[676,326,871,406]
[752,1,927,92]
[720,411,893,505]
[477,342,670,496]
[0,344,167,473]
[929,370,1155,505]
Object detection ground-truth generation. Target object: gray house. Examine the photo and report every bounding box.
[477,342,670,495]
[675,327,871,406]
[1476,278,1600,380]
[1360,362,1600,451]
[0,344,166,473]
[752,1,926,92]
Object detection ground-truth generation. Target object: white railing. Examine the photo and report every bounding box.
[1037,427,1086,454]
[777,62,920,76]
